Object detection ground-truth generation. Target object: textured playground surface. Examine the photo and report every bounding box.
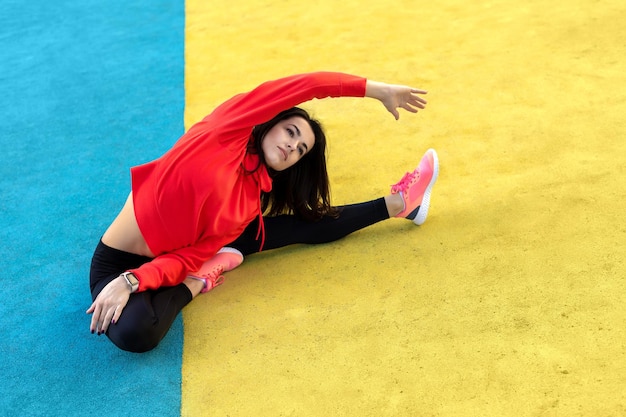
[1,0,624,416]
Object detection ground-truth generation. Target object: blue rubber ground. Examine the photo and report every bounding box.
[0,1,185,415]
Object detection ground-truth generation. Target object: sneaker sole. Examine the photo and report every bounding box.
[413,149,439,226]
[216,247,244,272]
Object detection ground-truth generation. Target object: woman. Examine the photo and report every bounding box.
[87,72,431,352]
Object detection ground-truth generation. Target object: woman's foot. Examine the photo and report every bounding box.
[184,247,244,298]
[389,149,439,225]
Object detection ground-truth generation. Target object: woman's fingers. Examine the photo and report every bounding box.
[88,303,102,334]
[410,95,427,108]
[100,307,116,334]
[401,103,419,113]
[111,305,124,326]
[390,96,426,118]
[410,88,428,103]
[86,276,131,335]
[89,302,126,334]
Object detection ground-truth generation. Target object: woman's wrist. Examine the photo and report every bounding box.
[364,80,388,101]
[119,272,139,293]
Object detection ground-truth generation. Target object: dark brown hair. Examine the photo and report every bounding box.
[249,107,338,221]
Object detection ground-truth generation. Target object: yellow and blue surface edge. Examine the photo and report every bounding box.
[1,0,625,416]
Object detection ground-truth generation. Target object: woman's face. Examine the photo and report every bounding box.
[261,116,315,171]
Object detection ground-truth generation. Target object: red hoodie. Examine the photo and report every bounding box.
[129,72,367,291]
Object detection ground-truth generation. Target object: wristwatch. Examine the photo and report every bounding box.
[120,271,139,293]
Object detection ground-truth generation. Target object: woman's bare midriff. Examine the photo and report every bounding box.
[101,192,156,258]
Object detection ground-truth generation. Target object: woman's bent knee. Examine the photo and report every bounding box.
[106,320,162,353]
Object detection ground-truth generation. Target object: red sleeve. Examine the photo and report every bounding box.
[195,72,367,148]
[128,227,245,291]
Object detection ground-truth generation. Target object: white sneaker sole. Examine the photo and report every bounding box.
[413,149,439,226]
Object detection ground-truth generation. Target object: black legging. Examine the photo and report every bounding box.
[89,198,389,352]
[230,198,390,255]
[89,242,193,352]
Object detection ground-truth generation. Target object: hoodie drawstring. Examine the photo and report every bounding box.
[254,180,266,251]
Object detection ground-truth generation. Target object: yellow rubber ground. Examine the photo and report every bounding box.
[182,1,626,415]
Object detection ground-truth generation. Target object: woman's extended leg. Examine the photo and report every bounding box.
[90,240,193,353]
[231,197,391,256]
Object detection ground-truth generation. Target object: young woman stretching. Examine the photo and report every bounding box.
[87,72,435,352]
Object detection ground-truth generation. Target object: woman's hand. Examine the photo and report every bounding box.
[86,276,131,335]
[365,80,428,120]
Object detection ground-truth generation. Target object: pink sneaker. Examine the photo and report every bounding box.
[188,247,244,293]
[391,149,439,225]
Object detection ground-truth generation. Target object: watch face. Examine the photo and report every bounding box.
[122,272,139,288]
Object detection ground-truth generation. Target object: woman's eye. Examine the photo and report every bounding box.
[298,147,304,156]
[287,128,294,137]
